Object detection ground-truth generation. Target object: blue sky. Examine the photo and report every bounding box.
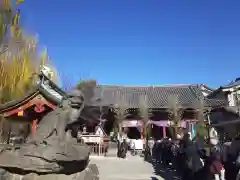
[20,0,240,88]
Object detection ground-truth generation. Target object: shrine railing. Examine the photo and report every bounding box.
[80,135,109,156]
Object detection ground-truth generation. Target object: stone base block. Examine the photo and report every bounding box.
[0,164,99,180]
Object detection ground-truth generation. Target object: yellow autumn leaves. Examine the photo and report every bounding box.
[0,0,52,103]
[16,0,24,4]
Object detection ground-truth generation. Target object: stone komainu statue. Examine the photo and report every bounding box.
[0,89,99,180]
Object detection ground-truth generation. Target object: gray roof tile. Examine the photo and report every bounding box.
[93,84,225,108]
[221,77,240,89]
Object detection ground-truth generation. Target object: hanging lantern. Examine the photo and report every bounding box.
[17,110,23,116]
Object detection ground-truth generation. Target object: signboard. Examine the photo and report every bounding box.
[122,120,143,127]
[151,120,186,127]
[81,135,102,143]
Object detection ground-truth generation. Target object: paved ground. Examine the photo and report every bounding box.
[90,151,164,180]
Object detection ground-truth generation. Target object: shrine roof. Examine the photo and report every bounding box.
[221,77,240,89]
[207,77,240,98]
[0,75,66,112]
[93,84,225,109]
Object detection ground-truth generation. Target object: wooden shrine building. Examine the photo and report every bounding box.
[0,73,66,143]
[93,84,226,139]
[0,71,104,144]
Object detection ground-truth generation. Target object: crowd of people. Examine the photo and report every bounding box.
[149,131,240,180]
[114,127,240,180]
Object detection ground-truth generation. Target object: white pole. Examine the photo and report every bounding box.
[98,136,101,156]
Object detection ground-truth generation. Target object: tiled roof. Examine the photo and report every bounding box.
[93,84,225,108]
[0,74,66,111]
[221,77,240,89]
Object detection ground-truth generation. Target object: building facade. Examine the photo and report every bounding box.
[93,84,225,139]
[207,78,240,139]
[208,77,240,107]
[0,75,227,142]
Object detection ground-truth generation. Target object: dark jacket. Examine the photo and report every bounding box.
[117,141,128,158]
[229,139,240,159]
[184,141,204,172]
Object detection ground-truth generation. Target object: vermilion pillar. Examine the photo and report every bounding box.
[31,119,37,135]
[141,126,144,139]
[162,126,166,138]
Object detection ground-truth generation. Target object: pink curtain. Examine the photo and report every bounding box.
[122,119,197,128]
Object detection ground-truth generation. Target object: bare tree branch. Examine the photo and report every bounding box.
[193,96,210,121]
[192,96,210,138]
[138,95,152,138]
[112,92,129,137]
[77,79,97,105]
[167,95,183,138]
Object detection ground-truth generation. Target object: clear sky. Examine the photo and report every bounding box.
[20,0,240,88]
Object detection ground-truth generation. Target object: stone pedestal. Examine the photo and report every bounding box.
[0,164,99,180]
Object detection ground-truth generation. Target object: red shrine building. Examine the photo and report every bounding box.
[0,73,66,143]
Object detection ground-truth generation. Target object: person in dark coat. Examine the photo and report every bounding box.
[160,138,167,166]
[225,135,240,180]
[180,134,194,180]
[188,143,205,176]
[155,140,162,164]
[171,138,181,171]
[161,138,172,167]
[180,133,205,180]
[117,139,128,158]
[196,154,224,180]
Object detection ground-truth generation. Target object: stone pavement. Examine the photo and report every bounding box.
[90,153,164,180]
